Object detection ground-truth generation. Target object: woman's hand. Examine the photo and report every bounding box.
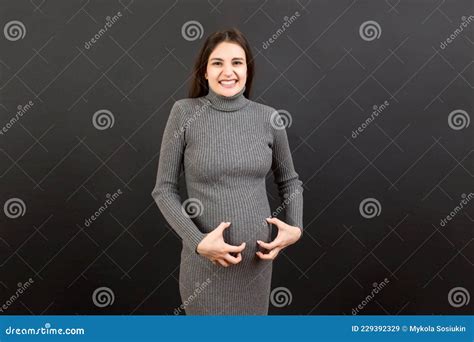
[256,217,302,260]
[196,221,246,267]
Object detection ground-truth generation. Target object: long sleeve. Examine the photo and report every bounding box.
[151,101,207,253]
[271,124,304,234]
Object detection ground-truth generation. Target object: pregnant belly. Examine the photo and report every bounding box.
[224,214,272,246]
[191,195,273,253]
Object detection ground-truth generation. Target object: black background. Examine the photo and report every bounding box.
[0,0,472,314]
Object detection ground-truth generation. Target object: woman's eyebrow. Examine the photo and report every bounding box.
[209,57,245,61]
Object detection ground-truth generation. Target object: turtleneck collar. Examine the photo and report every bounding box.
[205,85,249,112]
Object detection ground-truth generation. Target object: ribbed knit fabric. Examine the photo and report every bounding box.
[151,85,303,315]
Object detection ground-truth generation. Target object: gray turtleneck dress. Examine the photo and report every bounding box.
[151,85,303,315]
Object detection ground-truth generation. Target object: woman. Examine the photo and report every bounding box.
[151,28,304,315]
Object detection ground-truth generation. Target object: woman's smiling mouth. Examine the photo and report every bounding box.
[219,79,237,88]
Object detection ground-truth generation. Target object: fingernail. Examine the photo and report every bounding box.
[257,240,261,244]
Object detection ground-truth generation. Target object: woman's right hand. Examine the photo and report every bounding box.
[196,222,246,267]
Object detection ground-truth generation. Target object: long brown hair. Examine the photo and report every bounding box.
[188,28,255,99]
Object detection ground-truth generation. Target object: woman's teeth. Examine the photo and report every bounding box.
[219,80,237,88]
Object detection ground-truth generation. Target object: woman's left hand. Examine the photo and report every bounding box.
[256,217,302,260]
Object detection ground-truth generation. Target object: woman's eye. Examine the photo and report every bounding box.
[211,61,243,66]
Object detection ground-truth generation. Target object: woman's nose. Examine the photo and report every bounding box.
[223,65,234,76]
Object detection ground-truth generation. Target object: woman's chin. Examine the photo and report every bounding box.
[215,84,243,97]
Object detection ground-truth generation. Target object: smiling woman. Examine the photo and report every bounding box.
[151,28,304,315]
[206,43,247,94]
[189,28,254,99]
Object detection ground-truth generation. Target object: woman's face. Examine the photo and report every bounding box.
[205,42,247,97]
